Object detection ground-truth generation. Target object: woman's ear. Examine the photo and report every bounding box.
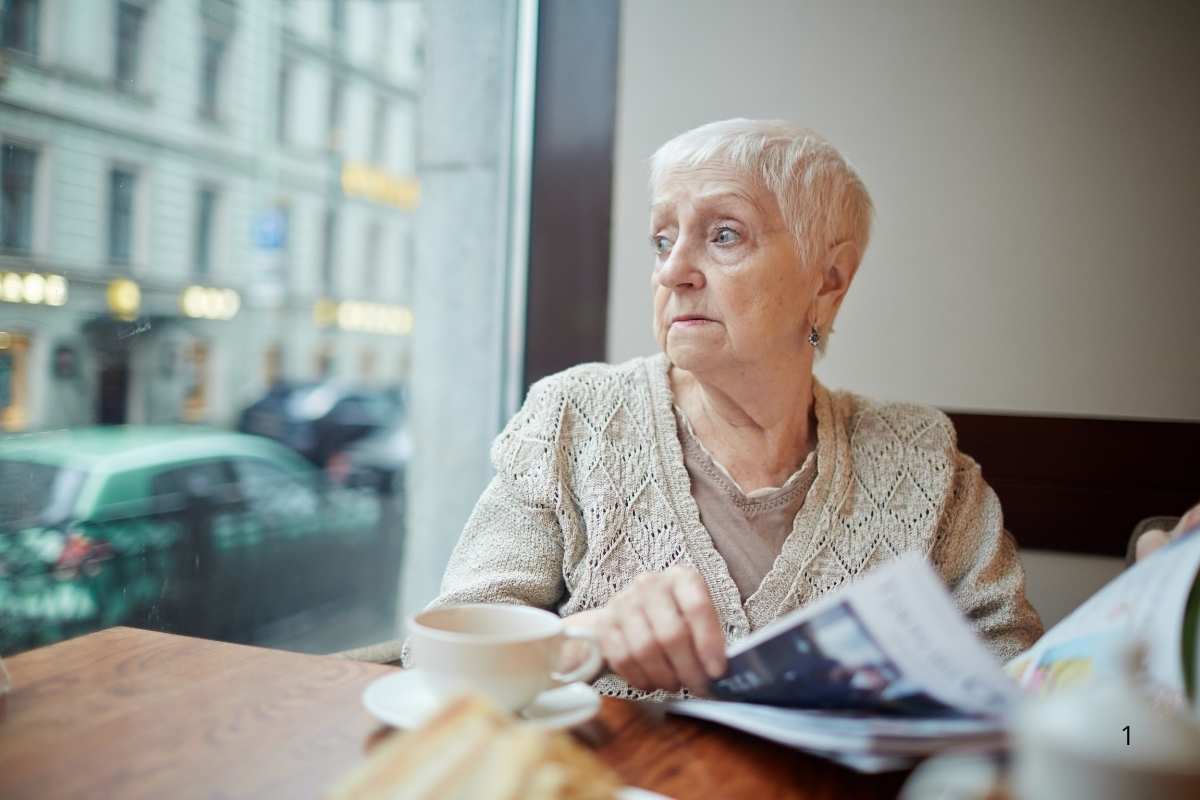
[815,239,861,323]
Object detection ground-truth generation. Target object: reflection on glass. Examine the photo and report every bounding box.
[0,0,502,659]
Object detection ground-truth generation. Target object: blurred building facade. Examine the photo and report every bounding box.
[0,0,420,432]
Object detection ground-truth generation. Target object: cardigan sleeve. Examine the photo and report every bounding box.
[425,376,568,612]
[932,453,1044,662]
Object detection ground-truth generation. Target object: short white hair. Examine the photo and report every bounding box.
[650,119,874,272]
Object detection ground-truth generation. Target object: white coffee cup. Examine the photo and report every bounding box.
[1012,673,1200,800]
[407,603,603,713]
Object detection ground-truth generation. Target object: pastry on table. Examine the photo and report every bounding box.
[328,694,621,800]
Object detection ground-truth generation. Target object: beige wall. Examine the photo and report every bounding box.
[608,0,1200,421]
[607,0,1200,625]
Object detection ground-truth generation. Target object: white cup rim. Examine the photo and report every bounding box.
[408,603,564,646]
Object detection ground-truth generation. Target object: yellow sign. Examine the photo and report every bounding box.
[0,271,67,306]
[340,162,421,209]
[312,299,412,336]
[180,286,240,320]
[106,278,141,320]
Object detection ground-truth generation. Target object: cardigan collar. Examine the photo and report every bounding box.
[645,352,838,638]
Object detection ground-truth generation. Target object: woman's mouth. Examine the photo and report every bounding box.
[671,315,715,327]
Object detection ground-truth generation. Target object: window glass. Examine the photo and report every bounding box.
[0,459,84,528]
[275,60,292,145]
[108,169,135,265]
[1,0,39,55]
[148,460,238,506]
[0,0,529,658]
[114,1,145,92]
[194,187,217,277]
[199,32,226,120]
[1,144,36,252]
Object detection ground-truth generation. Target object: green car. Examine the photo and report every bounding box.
[0,427,393,656]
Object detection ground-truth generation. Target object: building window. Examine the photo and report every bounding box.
[199,31,228,120]
[0,143,37,253]
[182,341,209,423]
[108,168,136,265]
[0,331,31,431]
[2,0,39,55]
[276,60,292,145]
[327,77,344,150]
[275,202,291,289]
[370,97,387,164]
[330,0,345,46]
[364,220,383,290]
[194,187,217,277]
[114,1,147,93]
[320,208,337,295]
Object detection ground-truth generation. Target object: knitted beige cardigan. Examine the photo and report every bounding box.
[427,354,1043,699]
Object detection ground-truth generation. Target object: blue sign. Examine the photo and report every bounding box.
[253,210,288,249]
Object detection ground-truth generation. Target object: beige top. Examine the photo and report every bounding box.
[674,404,817,603]
[417,354,1044,700]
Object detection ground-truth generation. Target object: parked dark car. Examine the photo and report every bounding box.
[0,426,396,656]
[327,422,411,497]
[237,382,401,466]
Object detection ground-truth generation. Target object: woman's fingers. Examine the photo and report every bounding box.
[1173,501,1200,538]
[616,598,680,691]
[1137,501,1200,562]
[596,567,727,692]
[669,568,727,679]
[601,618,651,690]
[1136,528,1171,561]
[644,589,711,692]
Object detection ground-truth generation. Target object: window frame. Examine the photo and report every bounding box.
[193,185,219,279]
[198,27,229,122]
[106,166,137,267]
[521,0,618,394]
[113,0,148,93]
[1,0,40,56]
[0,141,38,254]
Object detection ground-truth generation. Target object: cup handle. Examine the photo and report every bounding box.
[551,629,603,685]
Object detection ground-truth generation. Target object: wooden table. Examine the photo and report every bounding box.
[0,628,909,799]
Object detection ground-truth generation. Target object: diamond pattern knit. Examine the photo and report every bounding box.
[425,354,1043,699]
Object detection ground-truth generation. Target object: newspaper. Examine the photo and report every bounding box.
[708,553,1018,715]
[1005,527,1200,706]
[668,532,1200,771]
[668,553,1020,769]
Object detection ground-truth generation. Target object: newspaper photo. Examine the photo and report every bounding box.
[707,552,1019,716]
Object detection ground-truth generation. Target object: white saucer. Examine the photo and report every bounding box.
[616,789,674,800]
[362,670,601,731]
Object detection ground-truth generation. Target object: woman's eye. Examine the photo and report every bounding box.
[713,226,740,245]
[652,235,673,255]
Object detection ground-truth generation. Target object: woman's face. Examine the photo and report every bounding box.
[650,164,817,375]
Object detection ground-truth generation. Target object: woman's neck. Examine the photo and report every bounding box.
[669,358,817,493]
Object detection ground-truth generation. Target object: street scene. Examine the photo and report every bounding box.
[1,0,423,655]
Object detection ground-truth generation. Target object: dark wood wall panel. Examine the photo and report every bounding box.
[949,412,1200,557]
[523,0,619,390]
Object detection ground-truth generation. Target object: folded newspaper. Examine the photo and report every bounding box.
[667,527,1200,773]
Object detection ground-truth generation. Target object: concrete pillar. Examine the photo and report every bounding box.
[400,0,522,619]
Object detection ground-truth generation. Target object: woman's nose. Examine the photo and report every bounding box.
[655,243,705,290]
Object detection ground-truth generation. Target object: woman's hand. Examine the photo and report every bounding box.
[565,566,727,693]
[1135,501,1200,561]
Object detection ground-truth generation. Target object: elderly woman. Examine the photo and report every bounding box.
[426,119,1044,698]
